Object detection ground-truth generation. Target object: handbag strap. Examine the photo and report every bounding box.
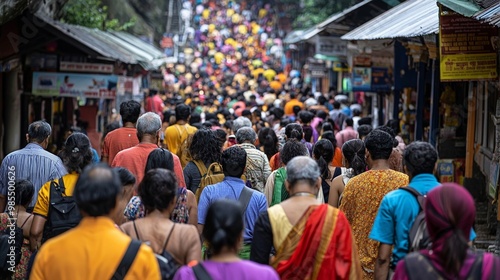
[192,263,213,280]
[111,239,141,280]
[132,220,140,240]
[238,186,253,212]
[160,224,176,255]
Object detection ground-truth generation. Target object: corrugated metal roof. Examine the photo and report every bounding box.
[341,0,439,40]
[438,0,481,17]
[317,0,374,29]
[35,11,166,70]
[475,2,500,27]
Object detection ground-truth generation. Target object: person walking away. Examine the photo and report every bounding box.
[111,168,136,226]
[174,200,279,280]
[370,142,476,279]
[112,112,186,187]
[0,180,34,280]
[164,104,197,163]
[183,129,223,194]
[335,118,358,148]
[30,164,160,279]
[251,157,362,279]
[339,130,408,280]
[197,146,267,260]
[328,139,367,208]
[236,127,271,192]
[264,140,323,206]
[145,89,165,119]
[121,169,201,266]
[393,183,500,279]
[30,133,93,251]
[102,100,141,164]
[283,92,303,117]
[0,121,67,212]
[312,139,342,204]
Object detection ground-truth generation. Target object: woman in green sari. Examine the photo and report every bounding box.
[264,140,324,206]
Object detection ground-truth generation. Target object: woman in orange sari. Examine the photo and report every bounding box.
[250,156,362,279]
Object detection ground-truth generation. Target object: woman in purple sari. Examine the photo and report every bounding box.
[394,183,500,279]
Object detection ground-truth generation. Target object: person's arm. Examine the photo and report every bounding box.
[375,243,392,280]
[186,190,198,227]
[185,226,202,263]
[262,155,271,187]
[197,186,210,235]
[250,211,273,264]
[328,176,343,208]
[30,215,47,252]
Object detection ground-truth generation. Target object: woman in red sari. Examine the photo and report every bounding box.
[250,156,362,279]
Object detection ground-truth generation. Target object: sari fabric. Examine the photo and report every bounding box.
[271,167,288,206]
[269,204,361,279]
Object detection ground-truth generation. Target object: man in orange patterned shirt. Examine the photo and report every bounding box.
[339,130,408,280]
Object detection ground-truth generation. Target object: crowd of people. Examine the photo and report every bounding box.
[0,0,500,279]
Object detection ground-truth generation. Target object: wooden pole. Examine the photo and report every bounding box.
[465,82,476,178]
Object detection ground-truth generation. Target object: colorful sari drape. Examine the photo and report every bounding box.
[270,204,361,279]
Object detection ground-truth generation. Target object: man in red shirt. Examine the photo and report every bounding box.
[102,100,141,164]
[145,89,164,120]
[111,112,186,187]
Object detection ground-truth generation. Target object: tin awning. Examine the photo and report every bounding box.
[341,0,439,40]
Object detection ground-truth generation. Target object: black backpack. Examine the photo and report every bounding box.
[133,221,178,280]
[400,186,430,252]
[0,213,30,273]
[42,178,82,243]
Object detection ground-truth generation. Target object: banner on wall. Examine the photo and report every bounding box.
[352,67,371,91]
[32,72,117,98]
[439,8,498,81]
[371,67,391,92]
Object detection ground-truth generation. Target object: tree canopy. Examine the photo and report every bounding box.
[60,0,135,30]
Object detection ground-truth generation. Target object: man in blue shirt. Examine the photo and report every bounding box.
[198,146,267,259]
[0,121,67,212]
[370,141,476,279]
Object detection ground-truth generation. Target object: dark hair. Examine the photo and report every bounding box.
[120,100,141,124]
[353,109,361,117]
[342,139,367,176]
[269,107,284,120]
[189,112,201,125]
[175,104,192,121]
[358,117,372,126]
[258,127,279,160]
[28,121,51,143]
[364,130,394,160]
[190,129,222,164]
[74,164,121,216]
[59,133,93,173]
[145,148,174,173]
[333,101,341,109]
[281,140,308,165]
[386,119,400,134]
[280,117,291,128]
[321,131,337,149]
[322,122,333,133]
[285,123,303,141]
[345,118,354,127]
[376,126,398,148]
[358,124,373,138]
[13,180,34,207]
[298,111,314,124]
[313,140,334,179]
[403,141,438,177]
[221,146,246,178]
[292,106,302,116]
[139,169,178,213]
[203,200,244,255]
[114,167,136,186]
[213,129,227,148]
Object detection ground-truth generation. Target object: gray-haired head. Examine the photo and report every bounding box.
[236,127,257,144]
[286,156,321,186]
[28,121,52,143]
[232,116,252,133]
[136,112,161,140]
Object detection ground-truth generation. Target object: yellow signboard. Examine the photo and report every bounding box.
[440,53,498,81]
[439,8,498,81]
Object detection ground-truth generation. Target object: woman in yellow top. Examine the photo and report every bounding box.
[30,133,93,251]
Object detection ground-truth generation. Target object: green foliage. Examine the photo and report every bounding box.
[60,0,136,31]
[287,0,359,29]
